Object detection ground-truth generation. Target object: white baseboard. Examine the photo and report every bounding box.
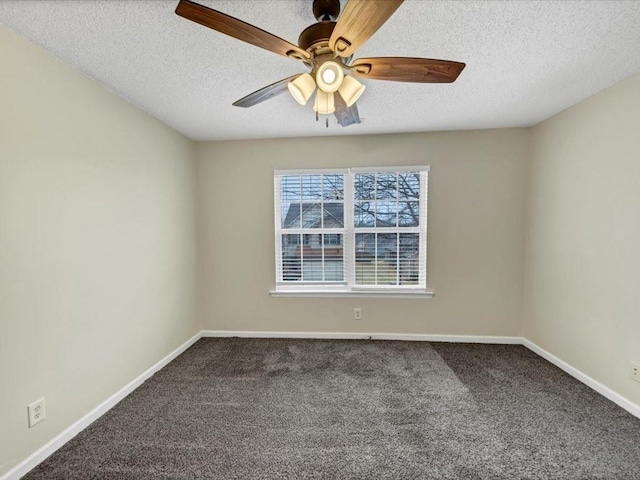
[522,338,640,420]
[0,331,202,480]
[201,330,522,344]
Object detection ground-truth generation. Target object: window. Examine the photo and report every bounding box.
[273,166,430,296]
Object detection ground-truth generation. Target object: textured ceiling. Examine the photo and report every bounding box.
[1,0,639,141]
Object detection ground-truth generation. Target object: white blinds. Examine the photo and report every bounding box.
[351,168,428,288]
[274,166,429,291]
[274,170,347,284]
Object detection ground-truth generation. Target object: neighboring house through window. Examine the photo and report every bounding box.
[274,166,430,295]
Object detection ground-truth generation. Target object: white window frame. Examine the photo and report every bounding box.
[272,166,433,298]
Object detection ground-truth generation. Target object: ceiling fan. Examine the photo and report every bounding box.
[175,0,465,127]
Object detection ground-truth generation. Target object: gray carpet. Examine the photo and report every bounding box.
[23,338,640,479]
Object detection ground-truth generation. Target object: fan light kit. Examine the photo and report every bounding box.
[175,0,466,127]
[288,73,316,105]
[316,61,344,93]
[314,89,335,115]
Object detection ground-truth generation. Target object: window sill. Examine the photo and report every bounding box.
[269,289,435,299]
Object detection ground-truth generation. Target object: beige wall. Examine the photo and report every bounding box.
[197,129,528,336]
[0,27,198,476]
[523,73,640,406]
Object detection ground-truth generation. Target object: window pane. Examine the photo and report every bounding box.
[323,234,344,281]
[323,202,344,228]
[354,173,375,200]
[282,175,301,202]
[324,233,340,245]
[376,173,397,200]
[399,173,420,200]
[398,201,419,227]
[301,203,322,228]
[302,234,323,281]
[355,233,376,285]
[302,175,322,201]
[376,233,398,285]
[354,202,375,227]
[399,233,420,285]
[375,201,398,228]
[282,202,301,229]
[281,175,302,229]
[281,234,301,281]
[323,174,344,200]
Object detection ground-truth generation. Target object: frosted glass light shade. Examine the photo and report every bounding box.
[316,61,344,93]
[338,75,366,107]
[313,90,335,114]
[287,73,316,105]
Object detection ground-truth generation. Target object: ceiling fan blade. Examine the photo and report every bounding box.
[350,57,465,83]
[334,92,361,127]
[175,0,309,61]
[232,75,300,108]
[329,0,404,58]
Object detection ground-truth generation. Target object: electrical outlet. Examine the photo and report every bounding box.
[28,398,46,428]
[354,308,362,320]
[630,362,640,383]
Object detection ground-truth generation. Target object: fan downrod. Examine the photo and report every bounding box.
[313,0,340,22]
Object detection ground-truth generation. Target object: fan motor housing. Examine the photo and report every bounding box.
[313,0,340,21]
[298,21,336,52]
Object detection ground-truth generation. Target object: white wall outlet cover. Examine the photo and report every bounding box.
[631,362,640,383]
[28,397,46,427]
